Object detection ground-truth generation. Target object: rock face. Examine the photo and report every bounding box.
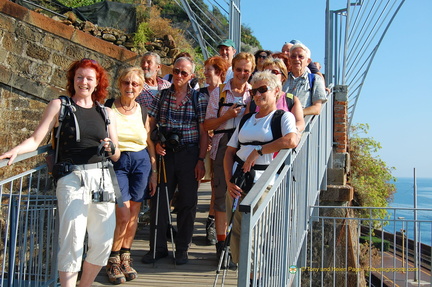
[54,13,180,65]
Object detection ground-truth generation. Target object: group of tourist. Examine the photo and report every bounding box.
[0,38,327,286]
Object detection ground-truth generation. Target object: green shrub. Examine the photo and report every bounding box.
[359,236,390,251]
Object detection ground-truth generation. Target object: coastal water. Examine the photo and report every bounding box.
[384,177,432,244]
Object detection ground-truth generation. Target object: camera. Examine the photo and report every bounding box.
[235,98,245,107]
[92,187,115,203]
[151,126,182,149]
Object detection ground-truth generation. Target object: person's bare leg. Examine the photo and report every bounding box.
[59,271,78,287]
[121,201,142,248]
[78,261,102,287]
[215,210,227,237]
[111,201,131,251]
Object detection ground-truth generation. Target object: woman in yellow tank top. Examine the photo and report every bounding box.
[105,67,157,284]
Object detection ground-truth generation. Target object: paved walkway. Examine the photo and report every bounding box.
[92,182,238,287]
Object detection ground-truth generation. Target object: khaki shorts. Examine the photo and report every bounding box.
[56,166,116,272]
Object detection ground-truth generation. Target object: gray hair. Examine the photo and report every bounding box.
[250,70,282,92]
[174,56,195,74]
[142,51,161,65]
[290,43,311,59]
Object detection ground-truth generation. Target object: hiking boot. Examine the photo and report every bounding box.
[141,250,168,264]
[216,241,237,270]
[106,255,126,285]
[175,250,189,265]
[120,253,137,281]
[206,217,217,245]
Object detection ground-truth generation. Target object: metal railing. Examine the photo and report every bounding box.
[0,148,58,287]
[237,92,334,287]
[307,206,432,287]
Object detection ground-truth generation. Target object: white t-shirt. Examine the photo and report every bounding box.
[228,110,296,183]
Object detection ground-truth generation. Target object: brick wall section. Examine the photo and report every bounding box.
[333,87,348,153]
[0,0,171,178]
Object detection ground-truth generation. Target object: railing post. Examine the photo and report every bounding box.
[8,195,19,287]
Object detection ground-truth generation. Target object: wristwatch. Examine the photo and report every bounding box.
[255,146,263,156]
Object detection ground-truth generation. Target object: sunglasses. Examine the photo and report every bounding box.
[122,80,141,88]
[250,85,271,96]
[270,69,282,76]
[173,68,190,77]
[258,55,268,59]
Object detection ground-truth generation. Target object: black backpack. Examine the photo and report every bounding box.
[47,96,110,170]
[237,109,285,146]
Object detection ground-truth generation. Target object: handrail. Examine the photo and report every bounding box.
[237,92,334,287]
[0,144,51,168]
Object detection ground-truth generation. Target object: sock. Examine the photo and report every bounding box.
[217,234,226,242]
[120,248,131,254]
[110,250,120,257]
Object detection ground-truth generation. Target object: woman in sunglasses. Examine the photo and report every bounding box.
[0,58,121,287]
[203,52,254,268]
[104,67,157,284]
[246,57,305,133]
[223,70,299,272]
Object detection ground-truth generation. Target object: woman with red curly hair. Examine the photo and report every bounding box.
[0,58,121,287]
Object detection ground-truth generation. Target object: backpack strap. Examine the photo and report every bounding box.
[249,99,257,113]
[95,101,110,137]
[308,73,315,91]
[217,83,231,116]
[53,96,80,164]
[285,93,295,111]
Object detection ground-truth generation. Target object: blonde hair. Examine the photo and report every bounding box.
[232,52,256,72]
[117,66,145,89]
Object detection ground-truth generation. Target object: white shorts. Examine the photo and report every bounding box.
[56,166,116,272]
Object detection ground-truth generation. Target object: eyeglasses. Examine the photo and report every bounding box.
[122,80,141,88]
[258,54,268,59]
[290,54,306,60]
[173,68,190,77]
[250,85,271,96]
[270,70,282,76]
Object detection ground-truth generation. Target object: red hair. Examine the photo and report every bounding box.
[204,56,229,82]
[66,58,109,103]
[272,52,290,71]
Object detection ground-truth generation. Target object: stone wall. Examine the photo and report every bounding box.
[0,0,171,178]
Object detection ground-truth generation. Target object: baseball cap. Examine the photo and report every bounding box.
[217,39,236,49]
[289,39,302,45]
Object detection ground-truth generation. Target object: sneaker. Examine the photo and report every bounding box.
[216,241,237,270]
[106,255,126,285]
[120,253,137,281]
[206,217,217,245]
[175,250,189,265]
[141,250,168,264]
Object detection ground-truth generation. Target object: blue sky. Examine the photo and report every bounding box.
[241,0,432,178]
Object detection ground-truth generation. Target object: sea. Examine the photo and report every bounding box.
[384,177,432,245]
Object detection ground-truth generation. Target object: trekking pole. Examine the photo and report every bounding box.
[152,155,162,267]
[213,197,239,287]
[161,156,176,264]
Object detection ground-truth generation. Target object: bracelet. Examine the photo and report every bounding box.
[198,157,205,161]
